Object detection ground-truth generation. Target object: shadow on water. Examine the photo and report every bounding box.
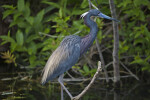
[0,73,150,100]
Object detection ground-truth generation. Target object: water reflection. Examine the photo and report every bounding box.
[1,75,150,100]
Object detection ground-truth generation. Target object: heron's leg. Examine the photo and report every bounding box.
[58,74,73,99]
[60,74,64,100]
[61,84,63,100]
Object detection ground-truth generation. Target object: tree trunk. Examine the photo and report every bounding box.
[109,0,120,87]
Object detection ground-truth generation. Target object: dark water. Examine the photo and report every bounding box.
[0,73,150,100]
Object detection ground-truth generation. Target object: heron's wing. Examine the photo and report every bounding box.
[41,35,81,84]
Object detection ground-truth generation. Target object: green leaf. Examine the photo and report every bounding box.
[2,5,16,9]
[29,55,36,67]
[26,35,39,43]
[142,66,150,71]
[23,2,30,17]
[9,21,17,27]
[133,38,144,45]
[25,16,34,25]
[2,10,14,19]
[44,28,50,34]
[42,1,60,8]
[18,21,29,28]
[13,11,22,21]
[118,0,132,7]
[59,8,63,18]
[16,30,24,46]
[71,9,83,15]
[131,59,143,65]
[64,16,70,22]
[17,0,25,12]
[79,70,84,74]
[27,42,37,55]
[10,42,17,52]
[0,34,17,52]
[83,65,89,72]
[0,35,16,45]
[25,26,31,34]
[34,9,45,25]
[134,0,141,6]
[81,0,88,8]
[134,0,150,7]
[44,6,55,14]
[9,17,24,27]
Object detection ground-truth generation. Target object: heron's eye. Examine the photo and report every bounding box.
[97,12,100,16]
[98,12,101,14]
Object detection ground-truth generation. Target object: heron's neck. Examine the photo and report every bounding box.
[80,14,98,55]
[84,14,98,37]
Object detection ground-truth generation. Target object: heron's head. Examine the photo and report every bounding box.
[81,9,119,22]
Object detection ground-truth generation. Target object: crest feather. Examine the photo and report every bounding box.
[81,12,89,18]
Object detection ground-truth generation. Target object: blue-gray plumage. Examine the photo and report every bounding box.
[41,9,119,99]
[41,35,81,84]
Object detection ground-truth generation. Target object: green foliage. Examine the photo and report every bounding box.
[0,0,54,67]
[118,0,150,72]
[0,0,150,75]
[1,51,17,66]
[16,30,24,46]
[52,16,71,35]
[131,55,150,72]
[74,65,97,77]
[42,0,68,18]
[0,0,91,68]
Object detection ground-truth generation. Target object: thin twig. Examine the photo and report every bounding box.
[63,78,90,82]
[83,54,94,68]
[88,0,99,9]
[98,75,136,81]
[72,61,102,100]
[39,31,82,38]
[59,74,136,83]
[66,71,75,79]
[101,46,112,52]
[104,26,113,36]
[73,30,82,35]
[39,32,63,38]
[88,0,92,9]
[96,38,109,83]
[105,61,113,68]
[120,61,139,80]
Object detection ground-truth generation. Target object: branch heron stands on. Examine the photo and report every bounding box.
[41,9,119,99]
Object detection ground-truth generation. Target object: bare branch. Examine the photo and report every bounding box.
[88,0,99,10]
[39,32,63,38]
[72,61,102,100]
[120,61,139,80]
[88,0,92,9]
[96,38,109,83]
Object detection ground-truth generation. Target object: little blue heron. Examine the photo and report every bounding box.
[41,9,119,99]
